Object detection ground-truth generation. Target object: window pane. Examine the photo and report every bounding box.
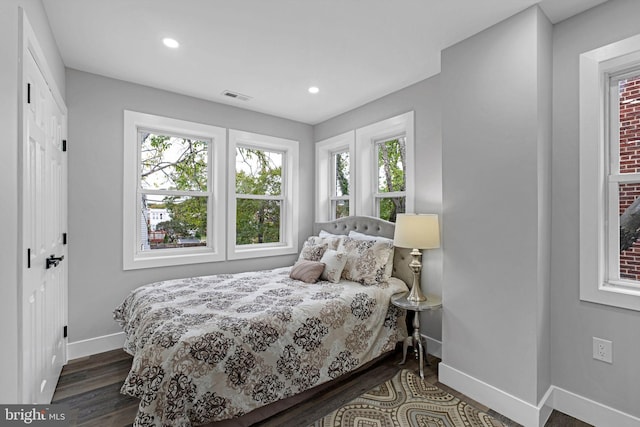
[377,137,406,193]
[235,147,282,195]
[333,151,350,196]
[141,194,207,250]
[377,196,405,223]
[619,182,640,279]
[618,74,640,174]
[236,198,281,245]
[332,200,349,219]
[140,132,208,191]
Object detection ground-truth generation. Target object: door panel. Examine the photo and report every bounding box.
[22,46,67,404]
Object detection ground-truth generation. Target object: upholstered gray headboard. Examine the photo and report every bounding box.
[313,216,413,288]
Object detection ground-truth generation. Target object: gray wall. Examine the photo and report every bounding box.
[536,8,553,404]
[314,76,443,341]
[551,0,640,417]
[0,0,65,403]
[441,6,552,405]
[5,0,640,419]
[66,69,314,343]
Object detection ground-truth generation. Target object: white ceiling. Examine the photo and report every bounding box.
[42,0,607,125]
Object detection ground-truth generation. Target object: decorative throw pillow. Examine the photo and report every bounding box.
[319,249,348,283]
[306,235,343,251]
[338,237,394,286]
[298,241,328,262]
[348,230,395,279]
[289,260,325,283]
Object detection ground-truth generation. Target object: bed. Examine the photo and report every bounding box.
[114,216,413,426]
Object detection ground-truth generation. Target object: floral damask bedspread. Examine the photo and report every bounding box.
[114,267,408,426]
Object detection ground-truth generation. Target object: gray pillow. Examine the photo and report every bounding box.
[290,260,326,283]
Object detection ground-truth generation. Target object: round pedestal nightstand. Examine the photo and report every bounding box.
[391,292,442,379]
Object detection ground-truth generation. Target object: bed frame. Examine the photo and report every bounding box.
[211,216,410,427]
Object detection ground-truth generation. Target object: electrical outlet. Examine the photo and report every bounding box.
[592,337,613,364]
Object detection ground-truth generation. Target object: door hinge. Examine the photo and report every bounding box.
[62,140,67,152]
[63,233,67,245]
[27,83,31,104]
[63,326,67,338]
[27,248,31,268]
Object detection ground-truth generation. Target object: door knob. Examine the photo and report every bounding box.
[46,254,64,269]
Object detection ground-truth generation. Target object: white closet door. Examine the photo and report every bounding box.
[21,19,68,404]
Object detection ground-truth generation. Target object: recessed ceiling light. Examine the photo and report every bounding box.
[162,38,179,49]
[308,86,319,94]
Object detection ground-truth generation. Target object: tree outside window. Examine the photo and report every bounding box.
[375,136,406,222]
[332,150,350,219]
[235,147,283,245]
[139,132,209,250]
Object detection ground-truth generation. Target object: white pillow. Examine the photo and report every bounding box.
[319,249,348,283]
[319,230,344,239]
[348,230,394,244]
[338,237,394,286]
[306,235,342,251]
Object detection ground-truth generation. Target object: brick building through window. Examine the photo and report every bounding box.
[617,74,640,280]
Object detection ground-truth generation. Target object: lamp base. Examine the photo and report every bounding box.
[406,248,427,302]
[407,285,427,302]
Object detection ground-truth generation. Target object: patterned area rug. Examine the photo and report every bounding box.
[310,369,507,427]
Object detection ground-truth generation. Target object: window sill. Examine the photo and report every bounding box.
[580,281,640,312]
[123,249,224,270]
[227,244,298,261]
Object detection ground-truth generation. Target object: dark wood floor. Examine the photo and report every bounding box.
[51,348,592,427]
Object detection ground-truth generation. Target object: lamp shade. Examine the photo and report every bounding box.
[393,214,440,249]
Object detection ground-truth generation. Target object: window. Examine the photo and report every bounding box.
[331,150,351,219]
[374,136,407,222]
[140,132,208,249]
[355,112,414,221]
[609,69,640,286]
[123,111,226,270]
[315,113,414,222]
[579,35,640,311]
[316,131,355,221]
[228,130,299,259]
[235,147,283,245]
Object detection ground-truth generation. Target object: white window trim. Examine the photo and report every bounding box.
[123,110,226,270]
[579,34,640,311]
[355,111,415,217]
[227,129,299,260]
[315,131,355,221]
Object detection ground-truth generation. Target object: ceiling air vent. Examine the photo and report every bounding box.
[221,90,252,102]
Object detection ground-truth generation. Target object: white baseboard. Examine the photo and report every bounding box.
[67,332,125,361]
[422,334,442,359]
[550,386,640,427]
[439,362,549,427]
[439,363,640,427]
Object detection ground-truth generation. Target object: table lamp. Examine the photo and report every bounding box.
[393,213,440,302]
